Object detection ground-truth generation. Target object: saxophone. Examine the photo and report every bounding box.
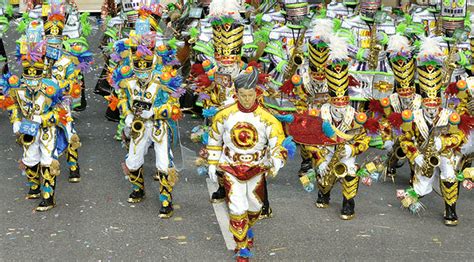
[319,143,347,192]
[442,43,458,88]
[417,126,445,178]
[367,23,382,71]
[283,26,307,82]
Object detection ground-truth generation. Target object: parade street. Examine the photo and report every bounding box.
[1,23,474,262]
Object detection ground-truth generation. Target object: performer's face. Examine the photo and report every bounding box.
[237,88,257,109]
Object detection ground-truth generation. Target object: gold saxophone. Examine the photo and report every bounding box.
[319,128,363,191]
[283,27,307,82]
[442,43,458,88]
[367,23,382,71]
[417,126,445,178]
[17,134,35,147]
[131,117,145,140]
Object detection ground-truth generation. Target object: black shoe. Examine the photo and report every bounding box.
[128,189,145,203]
[105,107,120,122]
[315,191,330,208]
[210,185,226,203]
[35,197,56,212]
[340,197,355,220]
[386,167,396,183]
[69,166,81,183]
[159,203,174,219]
[26,187,41,199]
[444,203,458,226]
[259,204,273,219]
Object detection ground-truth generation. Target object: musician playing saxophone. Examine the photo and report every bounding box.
[397,37,471,226]
[311,35,370,220]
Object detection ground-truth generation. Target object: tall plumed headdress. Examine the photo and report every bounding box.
[209,0,243,65]
[325,35,350,107]
[386,34,415,98]
[308,18,333,81]
[416,36,444,107]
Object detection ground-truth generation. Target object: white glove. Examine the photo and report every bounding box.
[32,115,42,124]
[414,154,425,167]
[13,121,21,134]
[140,110,153,119]
[269,158,283,177]
[384,140,394,151]
[318,161,329,175]
[434,137,443,152]
[124,114,134,128]
[342,145,353,157]
[208,165,218,183]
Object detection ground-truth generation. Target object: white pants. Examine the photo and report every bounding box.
[125,120,172,172]
[224,173,265,216]
[22,126,56,167]
[413,156,457,196]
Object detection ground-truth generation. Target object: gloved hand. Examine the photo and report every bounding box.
[140,110,153,119]
[434,137,443,152]
[269,158,283,178]
[125,114,134,128]
[414,154,425,167]
[384,140,394,151]
[208,164,217,183]
[12,121,21,134]
[342,145,353,157]
[318,161,329,175]
[32,115,42,124]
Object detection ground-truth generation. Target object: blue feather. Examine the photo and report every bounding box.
[202,131,209,145]
[202,107,218,118]
[247,228,254,238]
[322,121,335,138]
[282,136,296,159]
[235,248,253,258]
[197,166,208,176]
[275,114,294,123]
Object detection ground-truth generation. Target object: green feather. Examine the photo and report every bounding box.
[189,27,199,38]
[80,12,92,37]
[168,37,177,50]
[5,4,14,18]
[221,16,234,25]
[17,13,31,33]
[255,13,263,25]
[333,18,341,32]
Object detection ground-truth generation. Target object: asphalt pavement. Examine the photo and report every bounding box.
[1,20,473,262]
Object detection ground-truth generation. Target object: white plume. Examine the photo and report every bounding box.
[209,0,241,20]
[386,33,412,54]
[417,36,444,59]
[312,18,334,43]
[328,34,349,62]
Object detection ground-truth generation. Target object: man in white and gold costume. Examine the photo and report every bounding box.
[206,67,289,261]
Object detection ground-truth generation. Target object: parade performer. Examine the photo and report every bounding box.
[410,0,442,37]
[339,0,396,109]
[309,35,371,220]
[5,20,69,211]
[114,15,183,218]
[206,67,291,261]
[379,33,421,181]
[396,37,472,226]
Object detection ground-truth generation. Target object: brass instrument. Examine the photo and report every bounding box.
[319,143,347,190]
[417,126,445,178]
[131,117,144,140]
[367,23,382,71]
[319,128,363,191]
[442,43,458,88]
[283,28,306,82]
[394,144,406,161]
[17,134,35,147]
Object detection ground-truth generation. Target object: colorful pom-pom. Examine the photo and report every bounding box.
[291,75,302,86]
[8,75,20,87]
[401,110,413,122]
[45,85,56,96]
[356,112,367,125]
[120,66,132,77]
[456,80,467,91]
[245,66,254,74]
[161,72,171,84]
[380,97,390,108]
[202,60,212,71]
[157,45,167,55]
[449,112,460,125]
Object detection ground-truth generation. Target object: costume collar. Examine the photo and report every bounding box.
[237,101,258,113]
